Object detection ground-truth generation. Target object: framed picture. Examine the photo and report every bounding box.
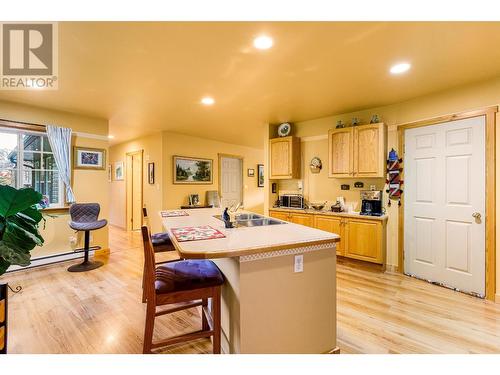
[114,161,124,181]
[247,168,255,177]
[257,164,264,187]
[189,194,200,206]
[173,155,213,184]
[73,147,106,170]
[107,164,112,182]
[148,162,155,184]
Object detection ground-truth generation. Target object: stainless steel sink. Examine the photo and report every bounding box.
[213,214,286,227]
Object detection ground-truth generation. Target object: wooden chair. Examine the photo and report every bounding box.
[141,225,223,354]
[142,207,177,303]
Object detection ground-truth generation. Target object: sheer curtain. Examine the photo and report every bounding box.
[46,125,76,203]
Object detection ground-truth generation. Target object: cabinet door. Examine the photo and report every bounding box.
[328,128,353,177]
[314,215,344,256]
[270,138,291,178]
[353,123,385,177]
[344,218,383,264]
[269,210,290,221]
[289,213,314,227]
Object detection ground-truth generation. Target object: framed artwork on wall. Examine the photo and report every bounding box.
[148,162,155,184]
[173,155,213,184]
[257,164,264,187]
[114,161,124,181]
[247,168,255,177]
[73,147,106,170]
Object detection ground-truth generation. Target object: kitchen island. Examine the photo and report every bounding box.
[161,208,339,354]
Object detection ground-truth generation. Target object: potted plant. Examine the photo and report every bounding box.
[0,185,45,354]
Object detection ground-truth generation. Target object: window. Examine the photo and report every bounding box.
[0,127,63,207]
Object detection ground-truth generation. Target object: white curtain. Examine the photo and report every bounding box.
[46,125,76,203]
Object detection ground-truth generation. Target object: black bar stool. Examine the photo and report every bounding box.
[67,203,107,272]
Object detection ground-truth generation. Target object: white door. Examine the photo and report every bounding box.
[220,156,242,209]
[404,116,486,296]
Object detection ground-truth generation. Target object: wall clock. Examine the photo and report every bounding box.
[278,122,291,137]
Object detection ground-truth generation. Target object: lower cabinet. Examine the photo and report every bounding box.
[314,215,344,256]
[270,210,386,265]
[289,213,314,227]
[344,218,385,264]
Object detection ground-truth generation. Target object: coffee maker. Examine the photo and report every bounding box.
[360,190,383,216]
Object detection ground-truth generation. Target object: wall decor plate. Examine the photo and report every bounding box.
[278,122,291,137]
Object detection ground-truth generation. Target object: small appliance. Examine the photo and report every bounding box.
[278,194,305,209]
[360,190,383,216]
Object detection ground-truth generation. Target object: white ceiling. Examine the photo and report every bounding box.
[2,22,500,148]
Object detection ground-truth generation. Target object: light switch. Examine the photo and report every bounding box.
[294,255,304,273]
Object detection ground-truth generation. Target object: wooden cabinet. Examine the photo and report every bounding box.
[314,215,344,256]
[289,212,314,227]
[269,210,289,221]
[328,123,386,178]
[269,136,300,179]
[268,210,314,227]
[344,217,385,264]
[269,209,386,264]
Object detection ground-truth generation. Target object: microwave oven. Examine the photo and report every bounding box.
[279,194,305,209]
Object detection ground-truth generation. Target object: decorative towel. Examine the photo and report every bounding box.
[161,210,189,217]
[171,225,225,242]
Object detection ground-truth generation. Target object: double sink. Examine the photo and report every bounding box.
[213,213,285,227]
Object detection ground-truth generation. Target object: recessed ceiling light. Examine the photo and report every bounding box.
[107,135,115,139]
[253,35,273,50]
[390,62,411,74]
[201,97,215,106]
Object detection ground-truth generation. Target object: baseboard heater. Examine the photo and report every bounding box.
[6,246,101,273]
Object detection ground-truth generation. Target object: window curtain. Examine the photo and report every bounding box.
[46,125,76,203]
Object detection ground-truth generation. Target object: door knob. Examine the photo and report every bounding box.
[472,212,481,219]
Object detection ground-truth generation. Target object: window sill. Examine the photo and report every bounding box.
[41,206,70,214]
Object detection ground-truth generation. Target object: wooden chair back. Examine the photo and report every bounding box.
[141,225,156,303]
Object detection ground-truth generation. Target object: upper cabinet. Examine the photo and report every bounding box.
[269,136,301,179]
[328,123,386,178]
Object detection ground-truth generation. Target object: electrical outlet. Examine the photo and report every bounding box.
[294,255,304,273]
[69,236,77,247]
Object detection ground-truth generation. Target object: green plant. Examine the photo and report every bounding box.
[0,185,44,276]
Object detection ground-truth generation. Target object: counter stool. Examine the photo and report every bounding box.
[141,225,224,354]
[67,203,107,272]
[142,207,177,303]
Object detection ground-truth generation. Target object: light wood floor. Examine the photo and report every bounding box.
[3,225,500,354]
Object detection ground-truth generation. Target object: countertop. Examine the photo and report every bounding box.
[269,207,388,221]
[160,208,339,259]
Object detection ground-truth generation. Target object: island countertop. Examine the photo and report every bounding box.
[160,208,339,259]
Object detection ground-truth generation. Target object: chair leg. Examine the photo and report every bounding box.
[143,300,156,354]
[201,298,209,331]
[212,287,221,354]
[142,263,147,303]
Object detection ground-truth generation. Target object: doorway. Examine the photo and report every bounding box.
[126,150,143,231]
[218,154,243,209]
[404,117,486,296]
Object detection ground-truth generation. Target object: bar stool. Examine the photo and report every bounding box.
[142,207,177,303]
[67,203,107,272]
[141,225,223,354]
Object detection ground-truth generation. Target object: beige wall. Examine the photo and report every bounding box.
[108,132,164,233]
[267,76,500,299]
[108,131,265,234]
[0,100,109,259]
[162,132,264,213]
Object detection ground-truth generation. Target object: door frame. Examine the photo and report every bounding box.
[218,153,244,207]
[397,106,497,301]
[126,149,144,231]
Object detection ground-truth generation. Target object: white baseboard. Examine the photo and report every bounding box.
[6,250,93,272]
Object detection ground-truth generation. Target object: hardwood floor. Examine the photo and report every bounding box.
[2,225,500,353]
